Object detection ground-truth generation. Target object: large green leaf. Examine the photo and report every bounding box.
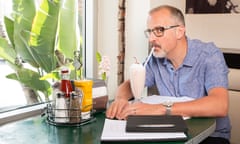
[0,37,16,64]
[57,0,80,59]
[0,0,82,99]
[12,0,38,67]
[29,0,60,73]
[3,17,15,48]
[6,68,51,96]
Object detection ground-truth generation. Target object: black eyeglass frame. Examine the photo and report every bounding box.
[144,25,180,38]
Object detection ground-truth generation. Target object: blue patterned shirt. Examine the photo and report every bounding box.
[145,38,231,140]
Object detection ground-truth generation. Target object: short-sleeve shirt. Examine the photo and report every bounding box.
[145,38,231,140]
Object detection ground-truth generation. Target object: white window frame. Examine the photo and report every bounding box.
[0,0,95,125]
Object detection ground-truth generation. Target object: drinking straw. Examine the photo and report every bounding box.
[143,48,154,67]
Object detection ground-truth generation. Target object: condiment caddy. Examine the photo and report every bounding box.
[45,67,95,126]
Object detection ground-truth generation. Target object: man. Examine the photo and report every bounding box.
[106,5,231,144]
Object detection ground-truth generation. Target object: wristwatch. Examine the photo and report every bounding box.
[162,101,173,115]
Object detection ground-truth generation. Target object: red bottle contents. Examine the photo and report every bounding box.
[60,67,73,98]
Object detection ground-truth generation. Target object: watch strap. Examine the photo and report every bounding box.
[165,106,171,115]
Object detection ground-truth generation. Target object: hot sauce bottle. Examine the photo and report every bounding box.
[60,67,73,98]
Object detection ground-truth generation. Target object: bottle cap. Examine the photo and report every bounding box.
[70,91,77,98]
[56,91,65,98]
[61,66,69,74]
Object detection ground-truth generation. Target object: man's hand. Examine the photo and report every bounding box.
[106,99,129,119]
[108,102,166,120]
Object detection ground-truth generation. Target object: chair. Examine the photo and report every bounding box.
[228,68,240,144]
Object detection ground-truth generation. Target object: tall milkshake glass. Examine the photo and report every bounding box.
[129,48,153,102]
[129,62,146,102]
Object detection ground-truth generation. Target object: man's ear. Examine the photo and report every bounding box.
[176,25,185,39]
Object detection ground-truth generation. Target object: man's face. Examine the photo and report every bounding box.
[146,9,178,59]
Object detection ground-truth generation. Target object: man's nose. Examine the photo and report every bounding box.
[148,32,157,42]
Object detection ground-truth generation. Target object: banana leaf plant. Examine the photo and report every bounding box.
[0,0,81,104]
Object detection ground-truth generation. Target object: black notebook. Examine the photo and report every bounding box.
[126,115,188,133]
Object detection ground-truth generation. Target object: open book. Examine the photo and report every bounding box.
[101,118,187,142]
[101,95,194,142]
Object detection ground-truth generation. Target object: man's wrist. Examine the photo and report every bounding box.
[115,97,129,102]
[162,101,173,115]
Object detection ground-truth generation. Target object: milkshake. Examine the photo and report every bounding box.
[129,62,146,101]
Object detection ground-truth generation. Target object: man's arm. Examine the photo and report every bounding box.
[115,80,133,100]
[106,80,134,119]
[115,87,229,120]
[172,87,229,117]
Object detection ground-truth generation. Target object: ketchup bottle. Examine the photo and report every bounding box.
[60,67,73,98]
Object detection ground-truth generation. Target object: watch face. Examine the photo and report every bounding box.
[163,101,173,115]
[163,101,173,107]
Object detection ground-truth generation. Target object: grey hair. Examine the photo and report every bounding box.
[149,5,185,26]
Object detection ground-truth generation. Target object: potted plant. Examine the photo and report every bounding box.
[0,0,81,104]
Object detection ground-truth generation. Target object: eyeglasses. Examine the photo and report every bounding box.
[144,25,179,38]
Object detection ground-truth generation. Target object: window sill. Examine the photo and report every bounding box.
[0,103,46,126]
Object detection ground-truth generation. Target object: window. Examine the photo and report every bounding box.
[0,0,90,113]
[0,0,26,111]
